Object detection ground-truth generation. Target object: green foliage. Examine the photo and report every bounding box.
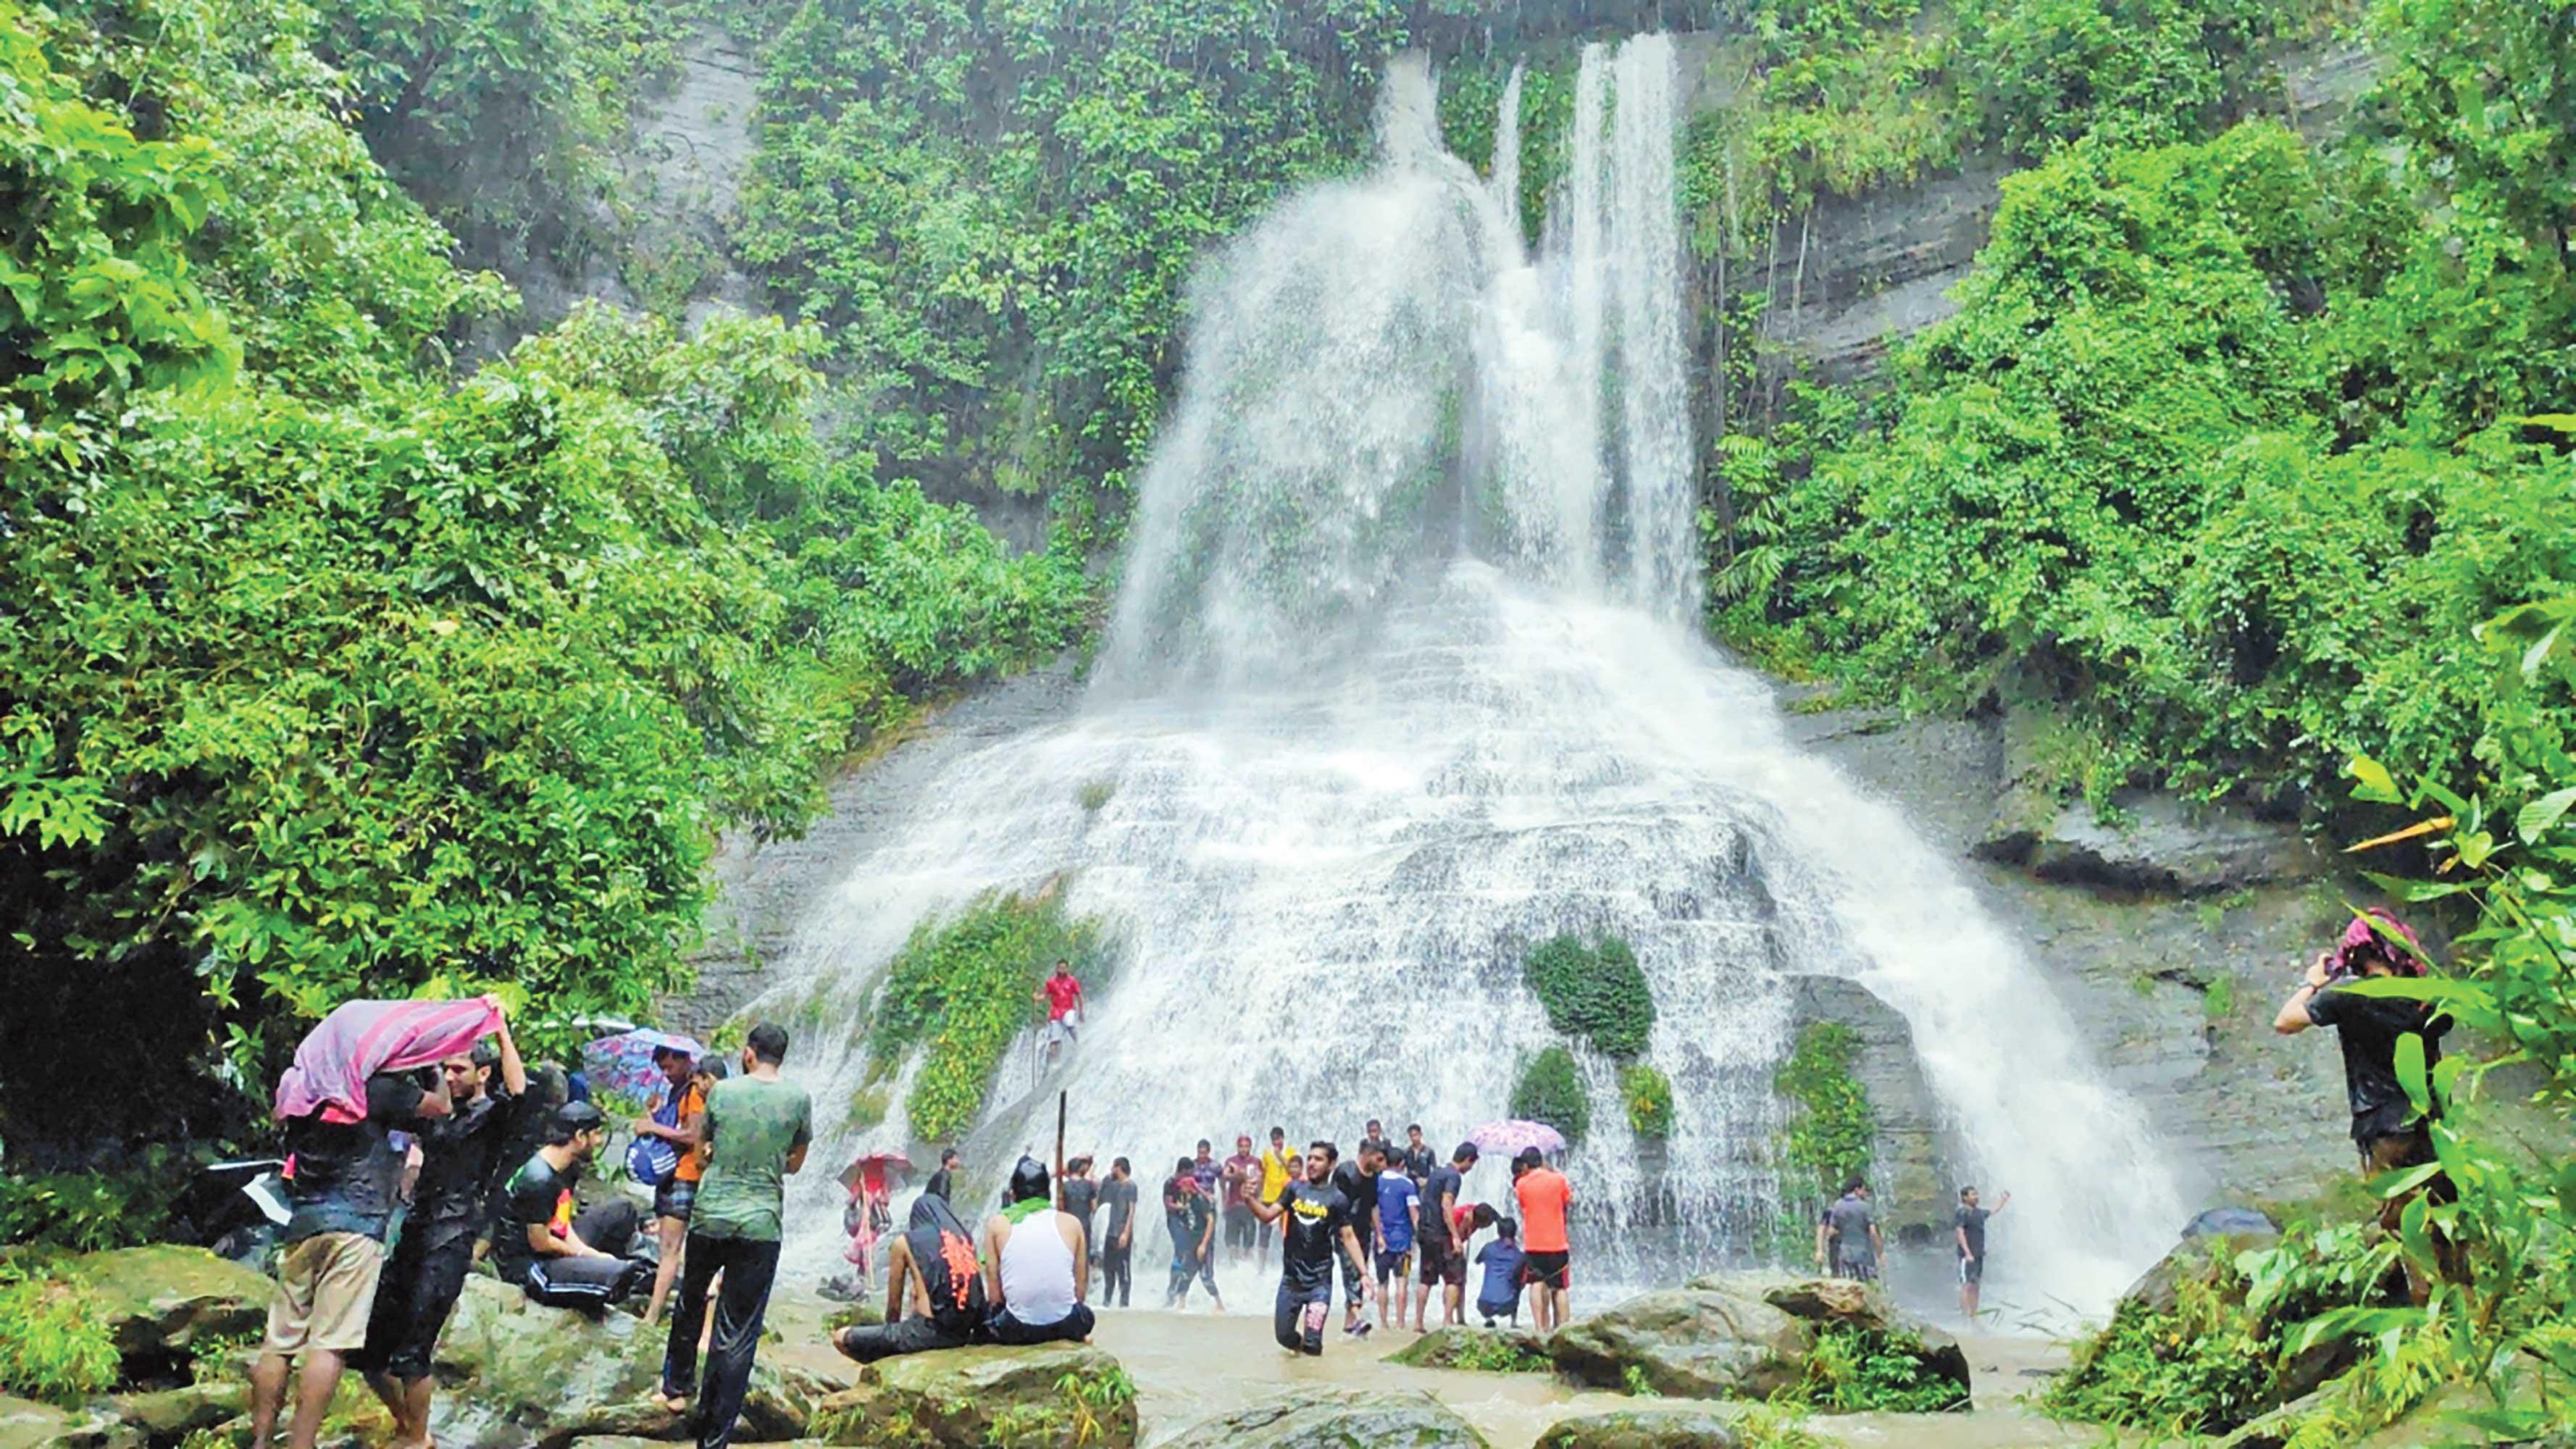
[1621,1363,1659,1398]
[1784,1322,1967,1413]
[1076,780,1116,813]
[1510,1045,1592,1145]
[1953,0,2296,154]
[0,1158,175,1253]
[0,0,1089,1145]
[0,1264,120,1406]
[1451,1335,1552,1374]
[2042,1224,2389,1435]
[1521,934,1655,1058]
[867,891,1109,1143]
[1772,1023,1873,1249]
[1619,1062,1674,1143]
[1716,107,2576,811]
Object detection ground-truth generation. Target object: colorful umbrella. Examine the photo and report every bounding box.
[840,1150,914,1193]
[1465,1119,1568,1159]
[579,1028,705,1103]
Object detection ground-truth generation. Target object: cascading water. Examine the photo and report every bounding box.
[763,41,2181,1316]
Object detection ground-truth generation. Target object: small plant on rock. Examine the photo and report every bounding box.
[1620,1061,1674,1142]
[1522,934,1656,1058]
[0,1264,119,1406]
[1510,1045,1592,1145]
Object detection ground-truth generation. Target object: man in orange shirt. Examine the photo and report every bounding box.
[1510,1146,1574,1332]
[637,1046,711,1326]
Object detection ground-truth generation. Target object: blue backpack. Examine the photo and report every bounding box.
[626,1088,682,1187]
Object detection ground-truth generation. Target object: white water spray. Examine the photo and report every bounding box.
[764,43,2180,1317]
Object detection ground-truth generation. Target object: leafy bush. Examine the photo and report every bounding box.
[1620,1062,1674,1143]
[869,892,1110,1143]
[0,1161,176,1253]
[0,1266,120,1406]
[2042,1225,2388,1436]
[1510,1045,1592,1145]
[1788,1322,1968,1413]
[1772,1023,1874,1250]
[1953,0,2296,154]
[1521,935,1655,1059]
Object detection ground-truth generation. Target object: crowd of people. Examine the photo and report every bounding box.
[916,1119,1583,1356]
[248,1003,813,1449]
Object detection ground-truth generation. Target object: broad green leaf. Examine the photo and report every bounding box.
[2347,755,2401,805]
[2393,1032,2428,1116]
[2516,788,2576,843]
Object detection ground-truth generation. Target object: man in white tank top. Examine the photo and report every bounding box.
[979,1156,1095,1346]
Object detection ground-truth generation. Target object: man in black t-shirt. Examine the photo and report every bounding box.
[356,1022,530,1449]
[1952,1185,2010,1316]
[2275,909,2454,1300]
[1413,1141,1476,1329]
[1248,1140,1371,1356]
[1161,1160,1221,1308]
[1096,1158,1139,1307]
[495,1103,645,1310]
[250,1069,448,1449]
[1327,1140,1385,1338]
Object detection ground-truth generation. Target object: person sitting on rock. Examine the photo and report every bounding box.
[494,1102,648,1312]
[981,1156,1097,1346]
[832,1194,989,1362]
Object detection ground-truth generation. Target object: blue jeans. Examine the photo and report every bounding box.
[1274,1280,1331,1355]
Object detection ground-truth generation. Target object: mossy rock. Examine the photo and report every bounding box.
[1546,1287,1812,1400]
[1534,1405,1742,1448]
[811,1342,1134,1448]
[104,1381,245,1438]
[1385,1325,1551,1371]
[1174,1386,1489,1447]
[0,1395,137,1449]
[68,1244,272,1369]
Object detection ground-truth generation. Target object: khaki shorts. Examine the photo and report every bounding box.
[265,1231,385,1356]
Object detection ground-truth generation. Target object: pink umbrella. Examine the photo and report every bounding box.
[1465,1119,1568,1158]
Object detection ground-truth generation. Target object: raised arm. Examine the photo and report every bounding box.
[493,1010,528,1098]
[2275,953,2335,1035]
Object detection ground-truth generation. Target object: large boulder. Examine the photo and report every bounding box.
[1534,1405,1741,1448]
[811,1342,1135,1448]
[0,1396,138,1449]
[1689,1274,1970,1403]
[427,1274,840,1448]
[1171,1387,1489,1448]
[2118,1232,2278,1319]
[103,1381,246,1439]
[1545,1286,1811,1400]
[67,1245,272,1371]
[1385,1325,1551,1371]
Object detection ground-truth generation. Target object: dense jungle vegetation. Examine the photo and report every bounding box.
[7,0,2576,1429]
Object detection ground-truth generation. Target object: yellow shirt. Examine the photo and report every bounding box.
[1258,1145,1295,1203]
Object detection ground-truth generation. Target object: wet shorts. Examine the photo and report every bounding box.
[1833,1256,1880,1282]
[654,1175,698,1222]
[1417,1242,1465,1288]
[1957,1254,1984,1285]
[1375,1248,1411,1282]
[1521,1248,1571,1291]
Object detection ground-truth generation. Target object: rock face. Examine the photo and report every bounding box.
[1546,1285,1812,1400]
[811,1342,1136,1449]
[426,1275,837,1448]
[104,1381,245,1439]
[69,1245,272,1372]
[1785,975,1952,1237]
[1686,1273,1971,1401]
[2117,1232,2280,1319]
[1173,1387,1490,1448]
[1534,1405,1742,1449]
[1979,793,2322,896]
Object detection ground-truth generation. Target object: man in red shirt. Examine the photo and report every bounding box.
[1510,1147,1575,1332]
[1034,960,1083,1070]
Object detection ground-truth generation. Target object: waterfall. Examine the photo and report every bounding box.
[762,43,2181,1318]
[1492,63,1525,247]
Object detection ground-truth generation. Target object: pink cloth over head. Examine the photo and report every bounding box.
[272,996,503,1123]
[2340,908,2425,976]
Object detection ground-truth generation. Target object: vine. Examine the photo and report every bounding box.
[1771,1022,1875,1247]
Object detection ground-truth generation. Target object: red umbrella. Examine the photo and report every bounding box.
[840,1149,914,1193]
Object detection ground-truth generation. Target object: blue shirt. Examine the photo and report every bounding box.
[1476,1240,1525,1306]
[1376,1172,1420,1253]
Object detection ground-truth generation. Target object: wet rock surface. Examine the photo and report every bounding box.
[1533,1404,1742,1449]
[811,1341,1134,1449]
[1546,1285,1812,1400]
[1385,1325,1552,1371]
[0,1395,137,1449]
[1170,1385,1490,1448]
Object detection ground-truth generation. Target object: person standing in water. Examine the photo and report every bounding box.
[1257,1126,1296,1265]
[1327,1138,1387,1337]
[1815,1177,1882,1282]
[1245,1140,1372,1356]
[1401,1124,1436,1180]
[1510,1146,1574,1332]
[1373,1153,1420,1332]
[1954,1185,2010,1316]
[1163,1160,1221,1310]
[1097,1157,1138,1308]
[1220,1134,1263,1266]
[1413,1142,1474,1329]
[1059,1156,1099,1249]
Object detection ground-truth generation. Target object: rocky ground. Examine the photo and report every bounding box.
[11,1244,2133,1448]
